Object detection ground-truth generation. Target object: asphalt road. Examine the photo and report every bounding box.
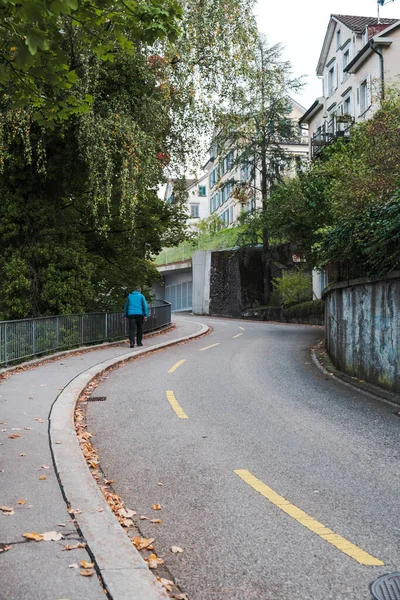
[87,316,400,600]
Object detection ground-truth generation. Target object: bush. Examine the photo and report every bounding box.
[283,299,324,321]
[272,269,312,307]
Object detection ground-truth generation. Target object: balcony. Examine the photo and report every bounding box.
[311,116,354,158]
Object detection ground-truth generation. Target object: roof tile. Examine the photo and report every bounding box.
[332,14,398,33]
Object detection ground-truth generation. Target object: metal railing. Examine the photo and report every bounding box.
[311,117,354,158]
[0,300,171,366]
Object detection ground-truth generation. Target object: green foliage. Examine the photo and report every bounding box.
[283,299,324,322]
[272,269,312,307]
[0,0,182,124]
[268,90,400,280]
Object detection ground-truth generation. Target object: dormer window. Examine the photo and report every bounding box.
[336,29,341,49]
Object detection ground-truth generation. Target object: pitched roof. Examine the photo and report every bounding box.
[332,14,398,33]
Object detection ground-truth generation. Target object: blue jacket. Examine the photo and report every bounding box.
[124,291,148,317]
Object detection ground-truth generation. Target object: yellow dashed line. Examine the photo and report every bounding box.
[233,333,243,339]
[234,470,383,566]
[165,391,188,419]
[168,360,186,374]
[199,343,220,352]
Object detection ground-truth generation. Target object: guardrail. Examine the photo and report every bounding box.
[0,301,171,366]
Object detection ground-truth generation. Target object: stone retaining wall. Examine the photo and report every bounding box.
[323,272,400,393]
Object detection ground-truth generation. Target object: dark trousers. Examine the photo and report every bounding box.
[128,315,144,345]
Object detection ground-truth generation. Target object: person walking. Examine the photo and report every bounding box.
[124,286,148,348]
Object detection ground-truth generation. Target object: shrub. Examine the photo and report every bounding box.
[272,269,312,307]
[283,299,324,321]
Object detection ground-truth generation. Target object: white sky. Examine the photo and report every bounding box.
[256,0,400,109]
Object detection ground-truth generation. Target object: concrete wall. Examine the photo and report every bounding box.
[324,272,400,393]
[192,251,211,314]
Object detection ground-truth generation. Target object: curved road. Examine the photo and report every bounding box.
[87,316,400,600]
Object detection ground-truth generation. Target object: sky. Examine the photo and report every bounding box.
[256,0,400,109]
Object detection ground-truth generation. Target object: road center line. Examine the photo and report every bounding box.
[168,360,186,374]
[233,333,243,339]
[199,343,220,352]
[234,470,384,567]
[166,391,188,419]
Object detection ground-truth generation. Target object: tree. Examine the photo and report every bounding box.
[265,90,400,281]
[214,35,303,302]
[0,0,182,124]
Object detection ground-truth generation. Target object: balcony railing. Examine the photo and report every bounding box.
[311,117,354,158]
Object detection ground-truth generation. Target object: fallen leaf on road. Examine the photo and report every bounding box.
[24,532,44,542]
[158,578,174,592]
[122,519,134,528]
[68,563,78,569]
[132,536,154,550]
[35,418,44,423]
[146,553,163,569]
[41,465,50,469]
[0,545,11,553]
[104,479,114,485]
[139,515,150,520]
[118,508,136,518]
[55,441,62,444]
[96,507,103,512]
[11,428,21,431]
[150,519,162,524]
[80,569,94,577]
[18,500,27,505]
[0,506,14,515]
[8,434,21,439]
[43,531,63,541]
[152,504,161,511]
[80,560,94,569]
[24,427,32,431]
[38,475,47,481]
[62,543,86,551]
[158,482,163,486]
[171,546,183,553]
[67,508,82,515]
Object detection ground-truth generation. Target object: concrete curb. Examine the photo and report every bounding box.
[50,321,210,600]
[311,345,400,408]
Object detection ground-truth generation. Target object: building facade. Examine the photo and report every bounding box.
[300,14,400,159]
[164,173,210,229]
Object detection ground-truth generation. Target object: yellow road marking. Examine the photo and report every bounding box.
[199,343,220,352]
[233,333,243,339]
[234,470,384,566]
[168,360,186,374]
[166,391,188,419]
[239,326,245,331]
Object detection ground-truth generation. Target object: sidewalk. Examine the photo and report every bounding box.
[0,318,205,600]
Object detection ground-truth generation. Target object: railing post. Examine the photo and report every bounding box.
[80,315,84,345]
[56,317,60,350]
[105,313,108,341]
[4,324,7,365]
[32,320,36,356]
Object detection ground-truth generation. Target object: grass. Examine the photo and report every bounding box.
[154,226,245,265]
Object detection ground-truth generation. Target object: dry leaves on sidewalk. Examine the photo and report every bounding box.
[80,560,94,569]
[0,545,11,553]
[62,543,86,551]
[24,532,44,542]
[38,475,47,481]
[171,546,183,554]
[152,504,162,511]
[42,531,63,541]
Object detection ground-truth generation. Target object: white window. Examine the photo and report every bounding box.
[357,76,371,115]
[209,165,219,189]
[336,29,341,50]
[229,205,234,223]
[190,204,200,218]
[343,94,351,115]
[328,66,335,95]
[342,49,350,81]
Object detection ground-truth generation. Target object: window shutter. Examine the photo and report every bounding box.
[324,73,329,98]
[366,74,372,108]
[356,86,360,115]
[334,63,338,90]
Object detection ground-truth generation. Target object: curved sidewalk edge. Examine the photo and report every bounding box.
[50,321,210,600]
[311,343,400,408]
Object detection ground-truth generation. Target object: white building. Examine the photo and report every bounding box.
[300,14,400,300]
[164,173,210,229]
[300,14,400,159]
[203,100,309,227]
